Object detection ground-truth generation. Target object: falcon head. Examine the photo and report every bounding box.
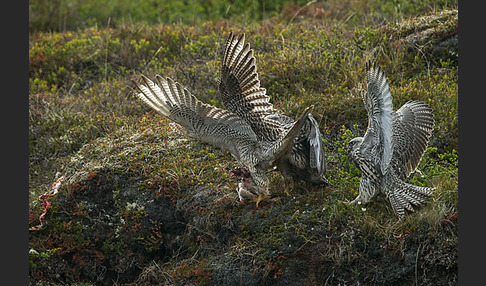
[347,137,363,161]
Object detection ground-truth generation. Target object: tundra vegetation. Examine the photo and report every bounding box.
[29,0,457,284]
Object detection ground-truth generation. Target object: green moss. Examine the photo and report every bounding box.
[30,3,457,284]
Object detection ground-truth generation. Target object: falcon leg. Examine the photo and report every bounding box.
[320,175,333,187]
[255,193,264,208]
[248,167,271,207]
[350,177,377,205]
[349,195,364,205]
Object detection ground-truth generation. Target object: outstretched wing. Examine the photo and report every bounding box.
[307,114,326,174]
[359,61,394,176]
[219,32,280,141]
[264,106,314,164]
[292,114,326,172]
[391,100,434,179]
[134,75,259,162]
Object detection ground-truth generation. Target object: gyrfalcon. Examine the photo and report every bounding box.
[348,61,435,218]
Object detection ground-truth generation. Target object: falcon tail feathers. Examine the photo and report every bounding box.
[386,178,434,219]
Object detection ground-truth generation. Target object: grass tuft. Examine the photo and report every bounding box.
[29,1,457,284]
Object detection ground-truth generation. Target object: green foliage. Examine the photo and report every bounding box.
[29,1,458,284]
[29,248,60,269]
[326,125,362,189]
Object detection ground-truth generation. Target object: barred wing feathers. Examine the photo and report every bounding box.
[264,106,314,164]
[219,32,280,141]
[134,75,259,162]
[360,61,394,176]
[307,114,326,174]
[391,100,435,179]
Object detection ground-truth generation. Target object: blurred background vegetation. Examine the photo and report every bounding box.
[30,0,454,32]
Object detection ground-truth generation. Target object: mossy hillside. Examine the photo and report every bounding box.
[29,121,457,284]
[29,5,457,285]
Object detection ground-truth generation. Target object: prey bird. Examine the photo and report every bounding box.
[230,167,259,203]
[348,61,435,219]
[132,32,322,205]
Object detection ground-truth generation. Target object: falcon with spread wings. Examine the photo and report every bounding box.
[132,32,328,205]
[220,32,330,193]
[348,62,435,218]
